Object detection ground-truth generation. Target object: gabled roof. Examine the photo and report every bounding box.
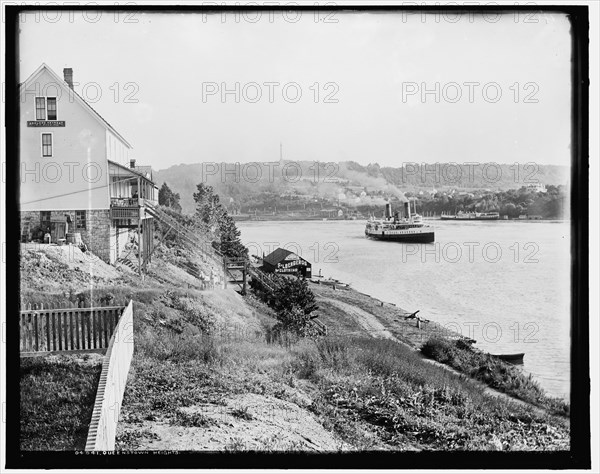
[19,63,133,148]
[263,248,308,266]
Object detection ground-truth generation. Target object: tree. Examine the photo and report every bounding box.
[273,276,318,317]
[193,183,221,227]
[271,276,319,337]
[193,182,248,259]
[158,182,181,212]
[218,209,248,259]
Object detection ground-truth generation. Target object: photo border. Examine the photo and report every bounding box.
[3,3,591,470]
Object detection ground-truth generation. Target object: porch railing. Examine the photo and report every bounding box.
[110,206,141,220]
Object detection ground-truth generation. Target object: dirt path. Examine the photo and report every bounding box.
[324,298,399,341]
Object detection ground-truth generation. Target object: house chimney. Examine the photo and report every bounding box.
[130,159,136,169]
[63,68,74,89]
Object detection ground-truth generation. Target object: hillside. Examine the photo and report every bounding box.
[154,161,570,215]
[20,240,569,452]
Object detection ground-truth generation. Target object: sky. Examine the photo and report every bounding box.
[18,9,572,171]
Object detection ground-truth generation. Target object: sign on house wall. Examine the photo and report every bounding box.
[27,121,66,127]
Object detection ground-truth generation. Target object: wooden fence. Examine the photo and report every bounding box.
[19,305,124,355]
[86,300,134,451]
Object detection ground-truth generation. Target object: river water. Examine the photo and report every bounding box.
[237,219,571,400]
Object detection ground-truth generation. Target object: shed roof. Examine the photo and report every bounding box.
[263,248,309,266]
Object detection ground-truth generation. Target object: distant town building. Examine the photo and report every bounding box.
[526,183,547,193]
[326,177,349,184]
[261,248,312,278]
[519,214,543,220]
[19,63,158,264]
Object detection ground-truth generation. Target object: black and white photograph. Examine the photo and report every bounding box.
[1,1,596,471]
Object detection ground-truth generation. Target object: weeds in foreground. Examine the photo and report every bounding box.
[172,409,214,427]
[223,435,308,452]
[115,428,160,449]
[231,406,255,421]
[224,437,248,451]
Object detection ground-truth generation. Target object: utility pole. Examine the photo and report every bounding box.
[137,177,142,277]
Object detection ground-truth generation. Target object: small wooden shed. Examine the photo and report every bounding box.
[261,248,312,278]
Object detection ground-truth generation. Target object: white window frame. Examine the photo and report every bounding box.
[34,96,46,120]
[33,96,58,121]
[41,132,53,157]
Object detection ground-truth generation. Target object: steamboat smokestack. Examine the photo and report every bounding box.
[385,202,393,219]
[404,201,411,219]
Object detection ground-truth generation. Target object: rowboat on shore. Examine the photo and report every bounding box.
[491,352,525,365]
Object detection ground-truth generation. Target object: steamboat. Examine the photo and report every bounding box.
[440,211,500,221]
[365,201,435,243]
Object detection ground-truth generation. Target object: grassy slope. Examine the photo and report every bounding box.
[112,287,569,451]
[19,245,570,451]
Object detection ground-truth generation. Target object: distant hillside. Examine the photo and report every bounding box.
[154,161,570,215]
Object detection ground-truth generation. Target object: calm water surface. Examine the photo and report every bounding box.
[238,219,571,399]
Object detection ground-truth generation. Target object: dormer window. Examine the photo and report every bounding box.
[35,97,57,120]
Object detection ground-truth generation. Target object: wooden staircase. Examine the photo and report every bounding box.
[144,202,223,266]
[116,254,137,271]
[143,203,224,285]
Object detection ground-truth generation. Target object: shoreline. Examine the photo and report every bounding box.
[234,216,569,223]
[309,275,568,408]
[309,275,466,346]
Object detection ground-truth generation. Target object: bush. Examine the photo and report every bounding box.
[420,337,570,415]
[272,276,318,317]
[421,337,456,362]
